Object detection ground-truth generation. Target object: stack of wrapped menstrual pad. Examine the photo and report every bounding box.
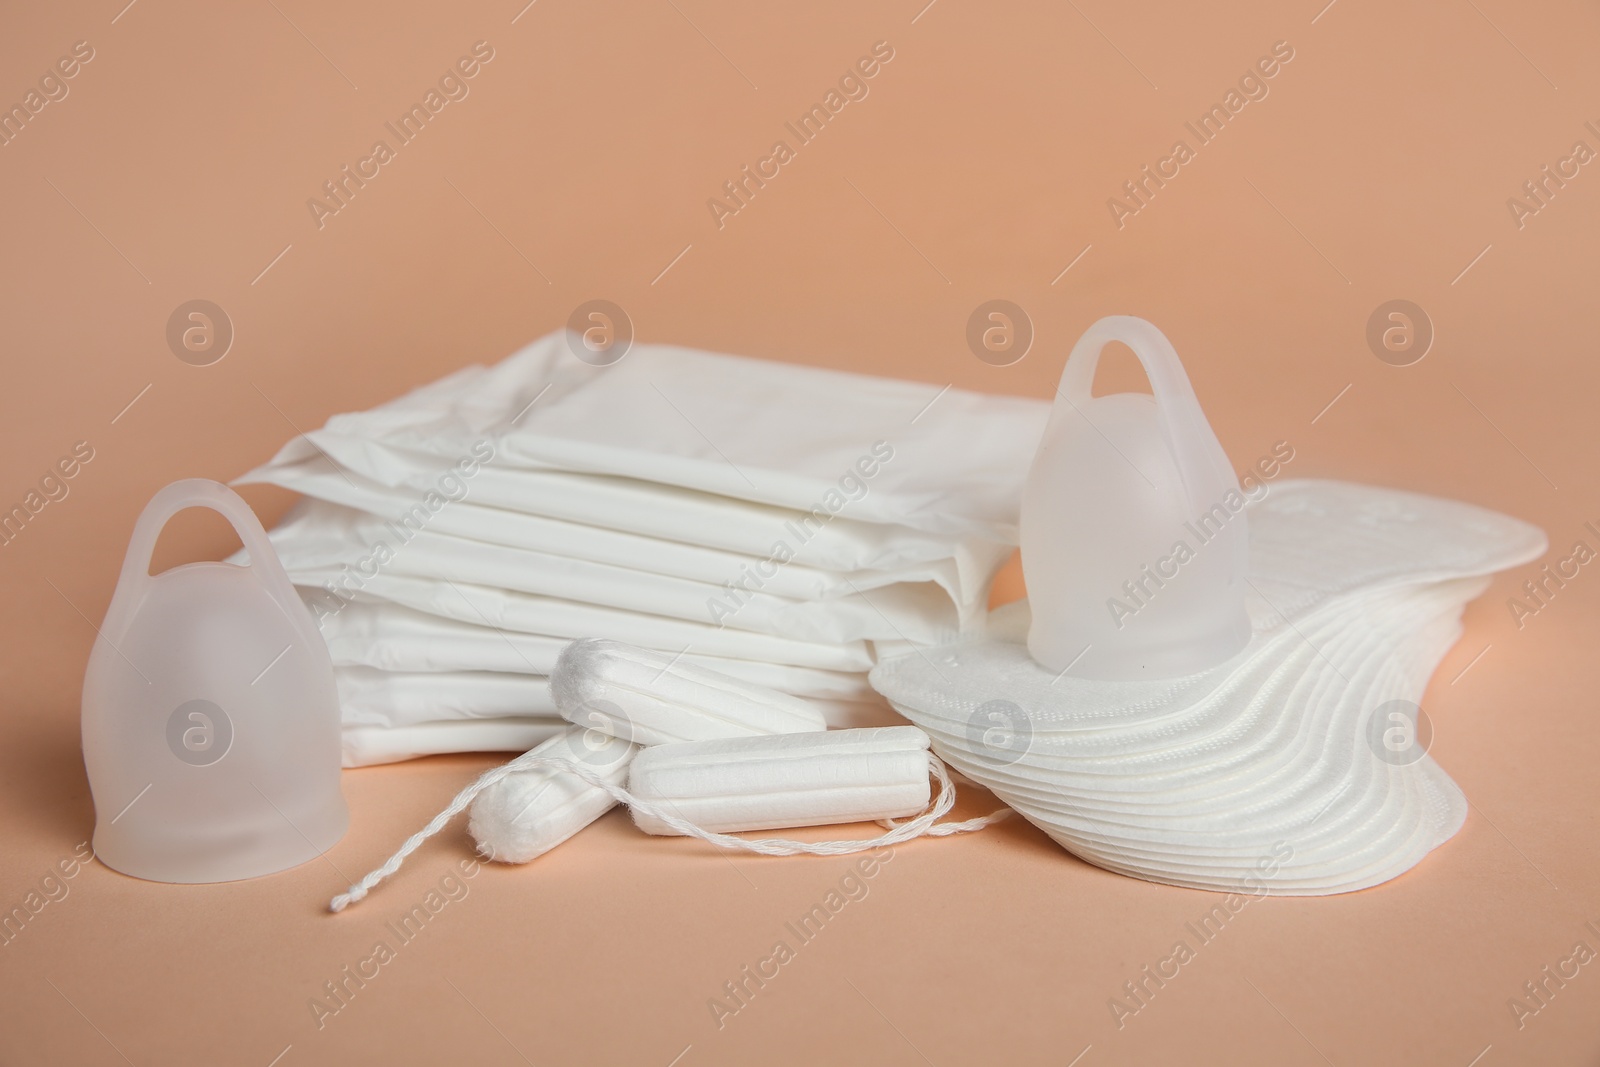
[236,333,1051,765]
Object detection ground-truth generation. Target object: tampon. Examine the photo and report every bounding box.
[553,638,828,744]
[337,725,1010,910]
[470,639,828,863]
[468,725,638,863]
[628,726,933,835]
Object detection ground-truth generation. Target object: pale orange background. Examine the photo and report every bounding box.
[2,1,1597,1064]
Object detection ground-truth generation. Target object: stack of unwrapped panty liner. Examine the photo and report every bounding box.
[236,333,1049,765]
[870,479,1546,895]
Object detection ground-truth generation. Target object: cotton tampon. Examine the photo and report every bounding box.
[553,638,828,744]
[627,726,933,835]
[468,725,638,863]
[469,639,829,863]
[336,729,1009,910]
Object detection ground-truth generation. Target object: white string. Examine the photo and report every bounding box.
[889,808,1013,835]
[877,764,1013,834]
[330,749,1007,912]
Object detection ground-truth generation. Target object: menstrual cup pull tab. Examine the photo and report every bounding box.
[81,479,347,883]
[1019,316,1250,679]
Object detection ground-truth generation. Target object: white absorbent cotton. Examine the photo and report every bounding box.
[869,479,1547,896]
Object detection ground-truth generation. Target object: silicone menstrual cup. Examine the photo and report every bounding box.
[81,479,347,883]
[1019,317,1251,680]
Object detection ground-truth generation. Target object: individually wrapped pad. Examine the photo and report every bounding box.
[249,458,1006,605]
[316,579,875,672]
[315,598,570,674]
[553,638,829,744]
[312,599,877,700]
[468,725,639,863]
[335,665,554,727]
[267,500,967,644]
[241,333,1051,542]
[248,444,1011,579]
[628,726,933,834]
[343,718,564,768]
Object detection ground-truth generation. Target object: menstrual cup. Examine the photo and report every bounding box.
[82,479,347,882]
[1020,316,1250,679]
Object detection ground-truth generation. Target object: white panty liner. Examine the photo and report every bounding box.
[870,480,1546,895]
